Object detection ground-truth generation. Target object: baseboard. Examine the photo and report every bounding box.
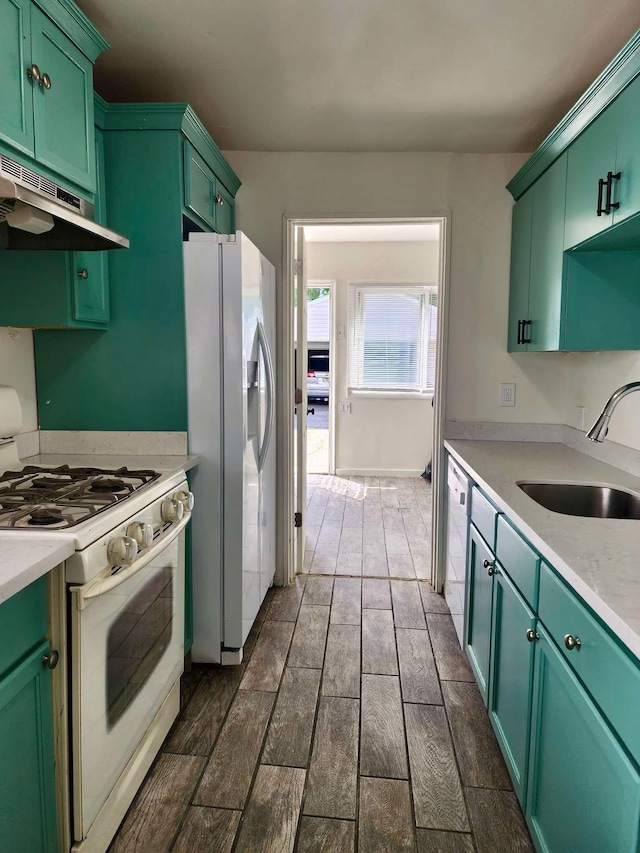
[335,468,424,478]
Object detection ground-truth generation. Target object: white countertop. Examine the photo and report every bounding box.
[0,535,75,604]
[445,440,640,660]
[0,452,199,605]
[21,452,200,475]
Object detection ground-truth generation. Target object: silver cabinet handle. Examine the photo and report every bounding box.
[78,268,89,279]
[564,634,582,651]
[26,64,42,84]
[41,72,51,90]
[483,558,497,576]
[215,193,224,205]
[42,649,59,670]
[526,629,540,643]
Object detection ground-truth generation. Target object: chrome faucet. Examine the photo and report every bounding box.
[586,382,640,442]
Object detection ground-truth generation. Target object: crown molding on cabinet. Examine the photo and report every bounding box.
[507,28,640,200]
[100,102,241,196]
[33,0,109,62]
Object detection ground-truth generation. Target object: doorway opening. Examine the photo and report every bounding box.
[286,218,449,588]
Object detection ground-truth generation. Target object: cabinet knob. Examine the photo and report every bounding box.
[564,633,582,651]
[77,268,89,279]
[215,193,224,205]
[483,559,497,576]
[42,649,59,670]
[26,64,42,84]
[525,628,540,643]
[41,72,51,90]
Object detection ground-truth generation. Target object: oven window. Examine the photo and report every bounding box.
[106,566,174,727]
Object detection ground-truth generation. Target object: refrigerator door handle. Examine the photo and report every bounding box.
[257,320,275,472]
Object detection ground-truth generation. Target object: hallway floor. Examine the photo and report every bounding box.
[109,575,534,851]
[304,474,432,578]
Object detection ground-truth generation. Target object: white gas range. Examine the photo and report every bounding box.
[0,402,195,853]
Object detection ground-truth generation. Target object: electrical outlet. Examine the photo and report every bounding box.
[500,383,516,407]
[339,402,351,414]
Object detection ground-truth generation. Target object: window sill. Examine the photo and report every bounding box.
[348,391,434,401]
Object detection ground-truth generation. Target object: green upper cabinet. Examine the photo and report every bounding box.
[610,78,640,228]
[30,4,95,192]
[507,191,532,351]
[0,0,34,157]
[184,141,235,234]
[0,0,108,195]
[564,106,617,249]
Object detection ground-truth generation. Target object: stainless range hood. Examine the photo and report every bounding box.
[0,154,129,251]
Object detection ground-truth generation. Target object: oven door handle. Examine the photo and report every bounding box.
[71,513,191,610]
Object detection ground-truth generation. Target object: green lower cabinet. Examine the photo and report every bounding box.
[0,640,58,853]
[488,569,535,803]
[465,523,494,703]
[526,626,640,853]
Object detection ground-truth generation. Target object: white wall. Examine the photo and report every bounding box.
[306,240,439,475]
[0,327,37,433]
[224,151,568,433]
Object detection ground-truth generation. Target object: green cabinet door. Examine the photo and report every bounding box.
[0,641,58,853]
[465,523,494,703]
[214,180,234,234]
[0,0,34,157]
[184,143,215,230]
[489,570,535,803]
[528,154,567,352]
[611,77,640,228]
[30,5,95,193]
[526,627,640,853]
[507,190,532,352]
[564,107,617,249]
[72,251,109,323]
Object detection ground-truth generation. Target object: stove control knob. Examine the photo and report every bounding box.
[127,522,153,549]
[161,498,184,523]
[175,489,195,512]
[107,535,138,566]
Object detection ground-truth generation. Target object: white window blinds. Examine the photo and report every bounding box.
[347,284,438,394]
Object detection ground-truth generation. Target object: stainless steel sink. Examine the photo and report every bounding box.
[517,482,640,519]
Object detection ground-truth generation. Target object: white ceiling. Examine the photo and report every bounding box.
[304,223,441,242]
[77,0,640,152]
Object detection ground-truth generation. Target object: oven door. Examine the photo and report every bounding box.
[70,518,187,842]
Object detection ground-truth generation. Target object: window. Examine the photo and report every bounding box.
[347,284,437,394]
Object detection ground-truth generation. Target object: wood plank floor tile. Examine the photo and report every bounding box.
[396,628,442,705]
[303,576,334,606]
[411,549,432,579]
[362,578,391,609]
[304,696,359,819]
[362,608,398,675]
[416,829,474,853]
[297,816,355,853]
[172,806,241,853]
[419,584,450,614]
[330,577,362,625]
[317,523,342,544]
[240,620,295,692]
[336,552,363,575]
[362,552,389,576]
[234,764,306,853]
[360,674,408,779]
[165,668,240,755]
[426,614,474,682]
[392,581,427,629]
[465,788,534,853]
[339,528,363,553]
[110,753,205,853]
[404,703,469,832]
[288,605,330,668]
[388,553,417,578]
[358,777,415,852]
[441,681,511,790]
[311,546,339,574]
[194,690,275,809]
[266,577,306,621]
[322,624,360,699]
[385,529,411,554]
[262,667,321,768]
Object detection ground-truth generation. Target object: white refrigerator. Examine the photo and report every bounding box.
[183,232,276,664]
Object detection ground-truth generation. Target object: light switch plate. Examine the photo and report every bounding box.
[500,383,516,407]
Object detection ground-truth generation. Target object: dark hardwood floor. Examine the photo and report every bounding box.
[109,476,534,852]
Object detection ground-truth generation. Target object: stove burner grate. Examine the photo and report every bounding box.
[28,507,64,526]
[89,478,128,494]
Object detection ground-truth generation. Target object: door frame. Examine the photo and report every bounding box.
[306,278,336,476]
[282,214,451,589]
